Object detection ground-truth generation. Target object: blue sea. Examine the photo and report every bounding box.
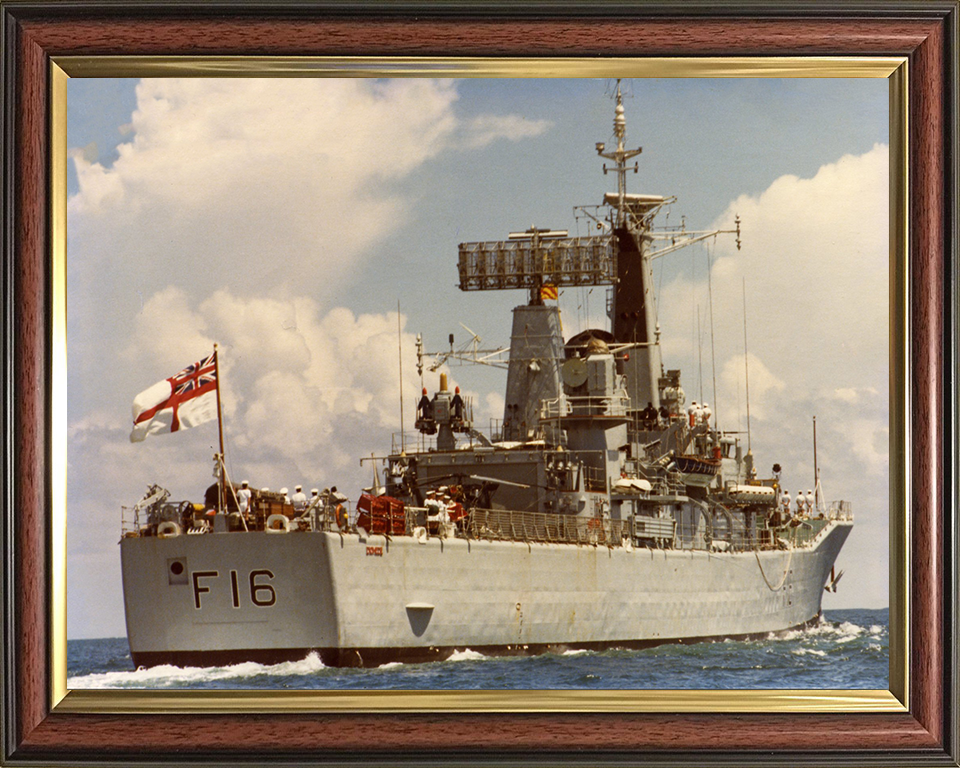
[67,608,888,690]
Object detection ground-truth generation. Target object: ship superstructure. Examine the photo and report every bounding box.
[119,81,852,669]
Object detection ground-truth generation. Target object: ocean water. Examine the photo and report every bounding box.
[67,608,888,690]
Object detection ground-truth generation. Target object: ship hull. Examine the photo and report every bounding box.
[121,521,852,669]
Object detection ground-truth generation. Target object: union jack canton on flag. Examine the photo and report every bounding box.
[130,351,219,443]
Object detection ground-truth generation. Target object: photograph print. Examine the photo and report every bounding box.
[65,76,889,691]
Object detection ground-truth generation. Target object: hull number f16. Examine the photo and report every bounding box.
[191,569,276,609]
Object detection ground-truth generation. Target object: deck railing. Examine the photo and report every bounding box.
[120,506,140,535]
[124,494,851,554]
[461,508,631,546]
[539,394,631,420]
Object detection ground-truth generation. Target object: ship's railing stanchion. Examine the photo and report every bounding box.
[121,506,137,536]
[827,500,853,521]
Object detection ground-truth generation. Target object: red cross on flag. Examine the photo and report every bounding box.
[130,351,219,443]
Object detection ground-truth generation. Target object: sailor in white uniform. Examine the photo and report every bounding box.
[424,490,442,514]
[780,490,792,523]
[237,480,252,515]
[291,485,308,513]
[700,402,712,425]
[795,492,806,517]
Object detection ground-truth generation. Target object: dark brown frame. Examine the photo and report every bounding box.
[2,2,957,765]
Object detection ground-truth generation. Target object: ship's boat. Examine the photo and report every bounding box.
[669,455,721,486]
[120,81,853,669]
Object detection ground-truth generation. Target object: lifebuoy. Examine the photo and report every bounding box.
[335,504,348,530]
[413,526,428,544]
[265,514,290,533]
[157,521,181,538]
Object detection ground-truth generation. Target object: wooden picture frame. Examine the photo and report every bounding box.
[2,2,957,765]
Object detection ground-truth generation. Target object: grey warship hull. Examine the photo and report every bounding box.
[122,520,851,668]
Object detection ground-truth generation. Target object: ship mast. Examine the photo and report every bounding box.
[213,342,227,513]
[596,80,642,229]
[397,301,406,455]
[443,79,744,441]
[813,415,820,510]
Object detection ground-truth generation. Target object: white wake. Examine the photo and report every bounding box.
[68,651,326,689]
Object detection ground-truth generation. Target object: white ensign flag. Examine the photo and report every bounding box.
[130,352,218,443]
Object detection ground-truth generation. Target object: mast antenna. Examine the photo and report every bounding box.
[742,278,752,453]
[707,241,719,430]
[596,78,642,228]
[813,415,820,510]
[697,305,704,402]
[397,301,405,455]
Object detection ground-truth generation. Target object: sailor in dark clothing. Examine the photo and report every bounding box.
[641,401,658,428]
[204,482,240,513]
[658,404,670,422]
[417,388,432,421]
[416,386,438,434]
[204,482,220,511]
[451,386,465,421]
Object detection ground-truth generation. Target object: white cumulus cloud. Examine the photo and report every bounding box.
[657,143,888,449]
[463,114,553,148]
[68,79,462,303]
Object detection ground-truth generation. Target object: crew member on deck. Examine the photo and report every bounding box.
[417,388,432,421]
[641,401,657,428]
[781,490,792,519]
[452,386,465,421]
[237,480,252,516]
[701,402,712,425]
[291,485,307,513]
[204,482,219,512]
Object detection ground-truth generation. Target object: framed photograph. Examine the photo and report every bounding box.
[2,3,957,766]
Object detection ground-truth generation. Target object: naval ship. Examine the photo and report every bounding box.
[120,82,853,669]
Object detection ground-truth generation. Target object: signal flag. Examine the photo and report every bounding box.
[540,284,558,301]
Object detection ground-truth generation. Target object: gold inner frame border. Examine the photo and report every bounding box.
[49,55,908,715]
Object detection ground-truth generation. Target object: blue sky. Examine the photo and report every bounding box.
[66,76,888,640]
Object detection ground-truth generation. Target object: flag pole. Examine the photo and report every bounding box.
[214,343,226,512]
